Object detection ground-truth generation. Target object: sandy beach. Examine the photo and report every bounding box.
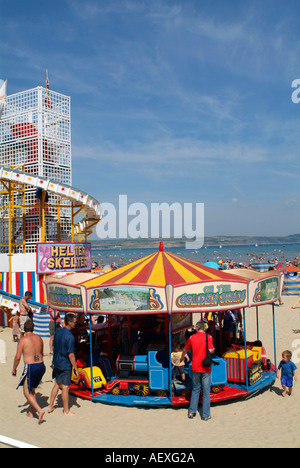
[0,295,299,449]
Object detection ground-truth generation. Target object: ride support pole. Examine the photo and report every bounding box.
[272,303,277,370]
[256,306,260,341]
[168,314,173,403]
[90,314,94,400]
[243,308,249,391]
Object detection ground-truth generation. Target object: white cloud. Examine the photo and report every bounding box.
[72,137,270,168]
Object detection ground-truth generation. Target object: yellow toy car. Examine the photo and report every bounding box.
[71,366,107,391]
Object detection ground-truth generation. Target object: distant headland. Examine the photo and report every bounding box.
[91,234,300,250]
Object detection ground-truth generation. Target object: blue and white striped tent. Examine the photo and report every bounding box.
[283,275,300,295]
[0,289,63,338]
[33,310,66,338]
[251,263,275,272]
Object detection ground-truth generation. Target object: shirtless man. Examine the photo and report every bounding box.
[12,320,46,424]
[19,291,33,337]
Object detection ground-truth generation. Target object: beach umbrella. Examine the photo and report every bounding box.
[204,261,219,270]
[102,265,112,273]
[279,264,300,273]
[92,266,104,274]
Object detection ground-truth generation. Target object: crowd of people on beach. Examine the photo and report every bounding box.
[92,255,300,273]
[91,249,300,273]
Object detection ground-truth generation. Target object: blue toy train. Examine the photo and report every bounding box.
[95,350,227,398]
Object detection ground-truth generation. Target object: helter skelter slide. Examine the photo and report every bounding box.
[0,77,102,335]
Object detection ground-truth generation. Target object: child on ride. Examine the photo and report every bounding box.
[171,342,190,383]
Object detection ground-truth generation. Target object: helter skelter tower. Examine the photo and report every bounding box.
[0,73,73,252]
[0,75,101,317]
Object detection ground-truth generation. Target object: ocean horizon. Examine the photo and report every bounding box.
[91,241,300,269]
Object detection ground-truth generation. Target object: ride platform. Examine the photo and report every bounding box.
[69,370,276,407]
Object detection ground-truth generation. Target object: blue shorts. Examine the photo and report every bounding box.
[17,362,46,393]
[281,377,293,388]
[52,367,72,386]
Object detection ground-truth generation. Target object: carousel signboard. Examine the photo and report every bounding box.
[80,285,167,315]
[249,275,281,306]
[47,283,84,312]
[172,281,248,312]
[43,272,97,313]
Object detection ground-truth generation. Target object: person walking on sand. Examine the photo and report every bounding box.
[291,292,300,310]
[48,313,79,416]
[9,309,20,342]
[12,320,46,424]
[19,291,33,337]
[276,350,298,397]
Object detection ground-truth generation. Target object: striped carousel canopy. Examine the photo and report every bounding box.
[77,243,250,315]
[81,242,248,289]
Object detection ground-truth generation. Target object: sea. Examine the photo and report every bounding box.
[91,242,300,269]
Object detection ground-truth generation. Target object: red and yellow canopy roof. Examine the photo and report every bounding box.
[80,247,248,290]
[77,244,250,314]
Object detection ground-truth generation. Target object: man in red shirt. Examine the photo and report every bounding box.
[181,320,214,420]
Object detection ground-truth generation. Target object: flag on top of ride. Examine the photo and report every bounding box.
[45,70,53,109]
[0,79,7,110]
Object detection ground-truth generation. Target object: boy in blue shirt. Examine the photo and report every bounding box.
[277,350,298,397]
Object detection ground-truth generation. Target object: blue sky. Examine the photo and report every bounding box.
[1,0,300,237]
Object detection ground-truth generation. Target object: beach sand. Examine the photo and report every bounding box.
[0,295,299,449]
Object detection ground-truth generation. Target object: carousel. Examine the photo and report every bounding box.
[43,242,284,407]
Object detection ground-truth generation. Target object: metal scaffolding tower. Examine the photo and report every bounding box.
[0,84,73,253]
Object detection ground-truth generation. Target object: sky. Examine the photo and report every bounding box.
[1,0,300,239]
